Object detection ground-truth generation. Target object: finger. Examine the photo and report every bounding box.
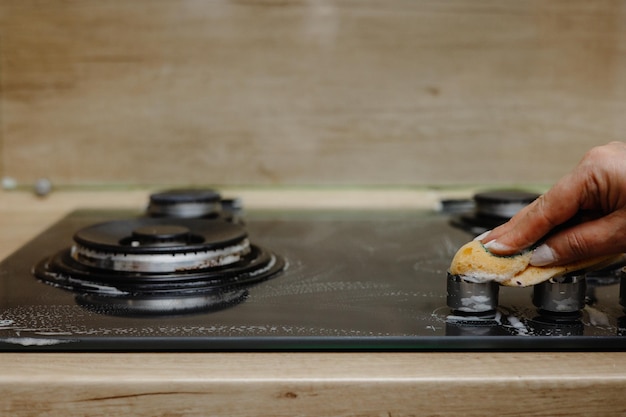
[482,174,583,255]
[480,199,543,250]
[530,210,626,266]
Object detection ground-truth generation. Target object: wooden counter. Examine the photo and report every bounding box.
[1,189,625,417]
[2,1,625,188]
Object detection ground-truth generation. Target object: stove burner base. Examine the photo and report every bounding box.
[76,289,249,316]
[34,247,284,314]
[33,216,286,315]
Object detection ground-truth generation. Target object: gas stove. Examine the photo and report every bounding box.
[1,189,626,351]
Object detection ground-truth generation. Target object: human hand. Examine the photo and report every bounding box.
[478,141,626,266]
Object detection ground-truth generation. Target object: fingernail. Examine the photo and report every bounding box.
[482,239,515,253]
[530,244,557,266]
[473,230,491,241]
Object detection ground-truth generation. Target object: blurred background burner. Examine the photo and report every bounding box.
[148,188,223,218]
[448,190,540,235]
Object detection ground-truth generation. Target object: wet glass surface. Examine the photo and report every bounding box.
[0,209,625,351]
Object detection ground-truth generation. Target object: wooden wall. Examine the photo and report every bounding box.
[1,0,625,187]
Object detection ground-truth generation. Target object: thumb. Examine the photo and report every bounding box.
[530,210,626,266]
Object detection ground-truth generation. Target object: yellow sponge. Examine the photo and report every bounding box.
[449,240,617,287]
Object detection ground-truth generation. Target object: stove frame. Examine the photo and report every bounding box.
[1,207,626,351]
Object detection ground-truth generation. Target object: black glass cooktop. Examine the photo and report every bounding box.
[1,207,626,351]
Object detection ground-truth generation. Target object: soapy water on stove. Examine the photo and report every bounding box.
[0,305,622,344]
[456,295,493,313]
[1,300,619,343]
[0,304,412,342]
[3,215,625,345]
[1,253,443,344]
[585,305,610,327]
[412,235,460,275]
[435,303,617,337]
[247,255,438,303]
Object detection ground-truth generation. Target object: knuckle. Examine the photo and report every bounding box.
[581,143,620,169]
[609,213,626,251]
[563,231,590,260]
[584,144,611,160]
[529,195,560,230]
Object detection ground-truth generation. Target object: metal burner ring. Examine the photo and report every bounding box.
[71,239,251,273]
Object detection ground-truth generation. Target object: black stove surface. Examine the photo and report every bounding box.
[1,208,626,351]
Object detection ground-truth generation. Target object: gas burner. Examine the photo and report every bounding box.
[450,190,540,235]
[72,219,250,272]
[528,315,584,336]
[148,188,223,218]
[446,273,499,317]
[532,274,587,317]
[34,217,285,314]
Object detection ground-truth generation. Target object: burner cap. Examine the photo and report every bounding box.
[446,273,499,315]
[130,225,191,245]
[474,190,539,219]
[75,218,245,254]
[70,218,250,273]
[450,190,540,235]
[532,274,587,314]
[148,189,222,218]
[150,189,222,204]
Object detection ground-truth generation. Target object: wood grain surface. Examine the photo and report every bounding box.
[1,1,625,187]
[2,352,626,416]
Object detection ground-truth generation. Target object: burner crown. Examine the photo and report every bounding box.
[148,189,222,218]
[128,225,195,247]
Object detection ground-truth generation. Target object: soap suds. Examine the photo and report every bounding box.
[458,295,492,312]
[585,305,611,327]
[1,337,72,346]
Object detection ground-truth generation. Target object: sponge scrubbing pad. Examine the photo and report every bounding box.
[449,240,616,287]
